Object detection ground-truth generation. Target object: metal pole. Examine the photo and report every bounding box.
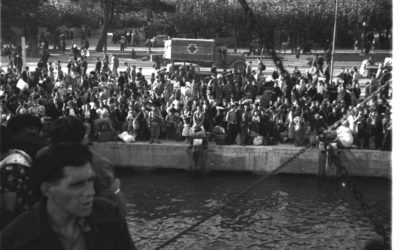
[105,9,108,52]
[103,0,108,52]
[329,0,338,85]
[21,37,26,68]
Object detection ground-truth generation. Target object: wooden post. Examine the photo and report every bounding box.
[189,136,209,174]
[318,141,326,177]
[326,142,338,177]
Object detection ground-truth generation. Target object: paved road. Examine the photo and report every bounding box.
[1,43,391,78]
[63,35,392,54]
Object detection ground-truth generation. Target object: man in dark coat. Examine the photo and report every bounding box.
[225,104,238,144]
[95,58,102,73]
[1,143,136,250]
[81,57,88,76]
[14,54,23,73]
[7,114,49,160]
[240,105,252,145]
[21,66,31,84]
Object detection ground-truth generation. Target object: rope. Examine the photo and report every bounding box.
[155,0,391,248]
[236,0,290,79]
[323,79,392,245]
[155,78,391,248]
[330,148,390,246]
[325,79,391,132]
[156,1,299,247]
[155,145,308,249]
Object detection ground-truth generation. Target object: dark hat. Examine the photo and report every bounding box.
[7,114,42,136]
[50,116,86,144]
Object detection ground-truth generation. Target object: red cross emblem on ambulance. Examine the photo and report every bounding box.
[187,44,198,54]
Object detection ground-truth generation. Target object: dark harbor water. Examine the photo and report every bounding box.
[119,171,391,250]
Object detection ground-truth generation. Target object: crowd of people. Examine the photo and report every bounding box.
[0,116,136,248]
[0,33,393,249]
[112,30,141,51]
[0,41,392,151]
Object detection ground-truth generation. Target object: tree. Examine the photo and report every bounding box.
[1,0,41,42]
[36,3,102,30]
[256,0,392,47]
[95,0,175,51]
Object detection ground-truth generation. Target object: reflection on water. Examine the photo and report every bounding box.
[119,171,391,249]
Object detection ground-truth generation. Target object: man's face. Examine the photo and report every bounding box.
[46,163,96,218]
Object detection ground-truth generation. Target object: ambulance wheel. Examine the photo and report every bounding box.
[234,62,246,73]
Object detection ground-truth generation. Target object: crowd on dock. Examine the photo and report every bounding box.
[0,43,392,150]
[0,39,392,250]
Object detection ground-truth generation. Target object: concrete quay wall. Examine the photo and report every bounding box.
[90,142,391,178]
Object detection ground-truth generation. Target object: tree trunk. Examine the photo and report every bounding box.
[96,9,107,51]
[96,22,107,52]
[96,0,112,52]
[24,24,40,57]
[96,0,115,52]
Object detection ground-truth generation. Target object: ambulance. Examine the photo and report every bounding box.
[163,38,246,73]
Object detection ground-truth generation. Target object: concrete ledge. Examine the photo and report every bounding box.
[90,142,391,178]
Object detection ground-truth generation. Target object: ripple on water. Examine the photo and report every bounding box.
[121,174,390,249]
